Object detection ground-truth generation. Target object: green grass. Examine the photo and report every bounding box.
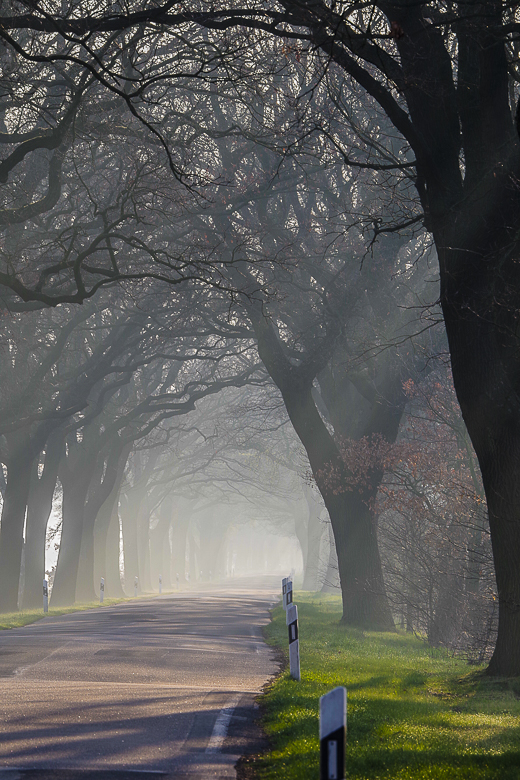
[0,593,164,629]
[254,593,520,780]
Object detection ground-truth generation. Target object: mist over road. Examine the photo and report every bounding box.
[0,576,280,780]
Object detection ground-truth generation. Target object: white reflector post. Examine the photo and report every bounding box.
[43,579,49,613]
[286,579,293,607]
[286,603,300,681]
[319,687,347,780]
[282,577,287,609]
[159,574,162,594]
[134,576,138,597]
[100,577,104,604]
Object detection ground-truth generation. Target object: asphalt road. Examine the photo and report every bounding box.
[0,576,280,780]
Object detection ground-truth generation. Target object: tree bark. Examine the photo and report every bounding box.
[150,496,173,590]
[284,382,394,628]
[93,446,130,598]
[22,433,63,609]
[51,458,95,607]
[0,432,35,612]
[76,440,128,602]
[249,309,394,629]
[120,489,141,594]
[432,164,520,674]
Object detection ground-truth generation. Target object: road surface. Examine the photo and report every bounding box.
[0,576,280,780]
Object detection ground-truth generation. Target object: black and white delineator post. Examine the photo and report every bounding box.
[159,574,162,594]
[100,577,105,604]
[286,603,300,681]
[43,579,49,613]
[282,576,293,610]
[134,576,138,597]
[319,687,347,780]
[286,578,293,607]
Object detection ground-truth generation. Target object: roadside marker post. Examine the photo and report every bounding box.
[159,574,162,594]
[43,579,48,613]
[286,578,293,607]
[319,687,347,780]
[100,578,105,604]
[282,577,293,610]
[286,603,300,681]
[134,576,138,597]
[176,572,179,588]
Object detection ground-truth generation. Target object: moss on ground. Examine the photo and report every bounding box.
[254,592,520,780]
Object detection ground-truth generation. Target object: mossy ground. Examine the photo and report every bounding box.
[253,592,520,780]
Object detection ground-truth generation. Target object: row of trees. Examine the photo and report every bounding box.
[0,0,516,674]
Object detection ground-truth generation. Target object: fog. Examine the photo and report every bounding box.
[1,0,514,675]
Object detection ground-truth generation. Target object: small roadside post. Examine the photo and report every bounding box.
[159,574,162,594]
[176,572,179,588]
[319,687,347,780]
[282,576,288,609]
[43,579,49,613]
[134,576,138,597]
[286,602,300,681]
[286,578,293,607]
[100,577,105,604]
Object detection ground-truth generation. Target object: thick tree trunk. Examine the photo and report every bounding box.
[120,491,141,594]
[106,500,125,597]
[285,384,394,629]
[75,462,105,604]
[93,445,130,599]
[76,443,128,602]
[137,497,152,592]
[22,434,63,609]
[150,498,172,590]
[51,464,94,607]
[0,433,35,612]
[249,309,394,629]
[436,170,520,674]
[321,522,340,593]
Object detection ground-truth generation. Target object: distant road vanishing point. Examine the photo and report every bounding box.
[0,576,280,780]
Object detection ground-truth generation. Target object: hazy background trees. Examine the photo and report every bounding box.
[0,0,513,673]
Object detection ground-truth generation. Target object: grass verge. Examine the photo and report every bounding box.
[252,592,520,780]
[0,593,166,630]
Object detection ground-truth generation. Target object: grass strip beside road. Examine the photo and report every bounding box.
[0,594,164,629]
[255,593,520,780]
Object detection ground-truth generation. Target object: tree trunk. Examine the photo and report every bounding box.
[137,496,152,592]
[301,486,325,591]
[22,433,63,609]
[321,522,340,593]
[150,497,172,590]
[286,384,394,628]
[76,442,128,602]
[0,432,35,613]
[434,172,520,674]
[171,510,190,584]
[120,490,141,594]
[93,453,128,600]
[51,462,94,607]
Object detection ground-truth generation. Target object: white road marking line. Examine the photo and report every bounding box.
[205,694,242,753]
